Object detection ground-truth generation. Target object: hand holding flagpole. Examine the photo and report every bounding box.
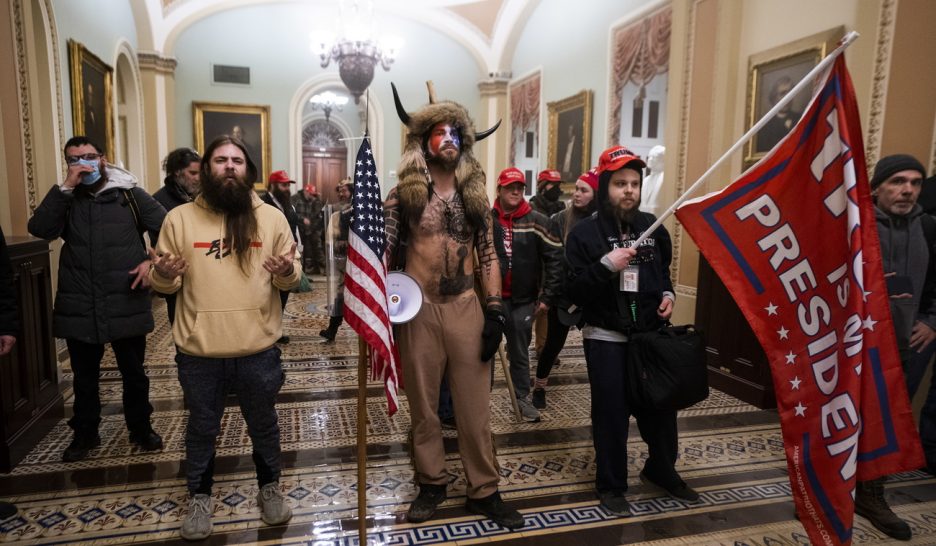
[632,31,860,248]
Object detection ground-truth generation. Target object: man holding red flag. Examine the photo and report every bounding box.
[676,57,924,545]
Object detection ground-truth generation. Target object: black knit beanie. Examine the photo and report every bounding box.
[870,154,926,189]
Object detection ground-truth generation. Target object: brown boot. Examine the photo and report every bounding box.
[854,479,911,540]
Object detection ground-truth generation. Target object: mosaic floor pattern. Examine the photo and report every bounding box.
[2,287,935,545]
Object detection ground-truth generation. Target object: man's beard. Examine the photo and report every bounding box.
[201,172,253,216]
[604,199,639,227]
[426,147,460,171]
[272,187,291,205]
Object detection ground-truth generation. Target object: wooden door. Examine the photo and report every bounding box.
[302,146,348,205]
[695,255,776,409]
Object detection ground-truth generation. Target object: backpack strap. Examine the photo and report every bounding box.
[122,188,147,251]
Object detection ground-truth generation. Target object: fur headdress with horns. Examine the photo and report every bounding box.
[393,82,500,230]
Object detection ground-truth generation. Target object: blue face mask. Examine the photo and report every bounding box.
[76,158,102,186]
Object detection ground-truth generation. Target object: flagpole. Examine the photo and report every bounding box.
[632,30,859,248]
[357,336,368,545]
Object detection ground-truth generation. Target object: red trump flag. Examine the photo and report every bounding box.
[676,57,923,545]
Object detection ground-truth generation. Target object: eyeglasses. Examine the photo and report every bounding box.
[65,153,102,165]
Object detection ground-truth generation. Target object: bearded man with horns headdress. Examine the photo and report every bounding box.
[384,82,524,530]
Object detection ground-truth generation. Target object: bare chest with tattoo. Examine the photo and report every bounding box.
[405,192,476,299]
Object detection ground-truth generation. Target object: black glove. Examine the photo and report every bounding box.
[480,307,506,362]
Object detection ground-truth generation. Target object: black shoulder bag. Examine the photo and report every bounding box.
[627,323,709,411]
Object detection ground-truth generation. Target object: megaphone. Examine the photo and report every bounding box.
[387,271,424,324]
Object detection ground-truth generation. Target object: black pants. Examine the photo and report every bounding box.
[165,293,177,326]
[584,338,681,494]
[66,335,153,436]
[176,347,285,495]
[536,306,570,380]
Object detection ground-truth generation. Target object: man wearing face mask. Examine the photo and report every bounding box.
[530,169,566,217]
[154,147,201,325]
[28,136,167,462]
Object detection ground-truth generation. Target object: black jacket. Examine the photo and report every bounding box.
[566,210,673,334]
[28,173,166,343]
[492,204,563,306]
[530,194,566,217]
[548,206,595,312]
[0,225,17,337]
[153,177,194,212]
[261,192,300,243]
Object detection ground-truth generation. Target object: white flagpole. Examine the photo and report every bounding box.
[632,30,859,248]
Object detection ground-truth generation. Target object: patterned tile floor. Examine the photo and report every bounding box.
[2,285,935,545]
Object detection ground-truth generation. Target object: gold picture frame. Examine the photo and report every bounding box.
[193,101,272,188]
[744,26,844,166]
[547,90,593,192]
[68,40,114,158]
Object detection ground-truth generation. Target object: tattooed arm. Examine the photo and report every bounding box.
[474,210,503,312]
[383,187,403,270]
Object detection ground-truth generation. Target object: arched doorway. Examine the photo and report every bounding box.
[301,120,348,206]
[114,46,145,182]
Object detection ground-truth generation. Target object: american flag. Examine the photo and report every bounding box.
[342,138,402,415]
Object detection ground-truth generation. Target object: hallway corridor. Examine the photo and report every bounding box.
[1,284,935,545]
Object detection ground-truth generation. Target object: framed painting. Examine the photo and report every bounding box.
[193,101,271,188]
[547,90,593,192]
[744,26,844,165]
[68,40,114,158]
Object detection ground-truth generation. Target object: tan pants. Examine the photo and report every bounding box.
[398,292,499,499]
[534,313,548,355]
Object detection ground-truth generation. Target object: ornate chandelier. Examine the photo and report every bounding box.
[315,0,400,104]
[310,91,349,123]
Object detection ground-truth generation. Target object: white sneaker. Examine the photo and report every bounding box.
[517,399,541,422]
[257,482,293,525]
[180,494,212,541]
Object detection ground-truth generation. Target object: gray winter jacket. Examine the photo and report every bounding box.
[874,204,936,359]
[28,166,167,343]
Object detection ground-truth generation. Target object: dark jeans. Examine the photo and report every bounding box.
[905,344,936,468]
[536,306,570,380]
[176,347,285,495]
[584,338,681,493]
[66,336,153,436]
[504,300,535,400]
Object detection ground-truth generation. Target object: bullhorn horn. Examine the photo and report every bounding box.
[391,82,410,126]
[475,119,502,142]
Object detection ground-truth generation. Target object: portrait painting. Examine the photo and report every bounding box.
[745,27,844,165]
[68,40,114,158]
[193,102,271,188]
[548,90,593,192]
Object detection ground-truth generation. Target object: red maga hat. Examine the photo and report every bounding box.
[497,167,526,187]
[597,146,646,174]
[268,170,295,184]
[536,169,562,184]
[577,168,599,191]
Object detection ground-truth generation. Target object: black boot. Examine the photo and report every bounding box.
[465,491,524,530]
[0,501,17,520]
[320,316,342,342]
[406,483,447,523]
[855,479,911,540]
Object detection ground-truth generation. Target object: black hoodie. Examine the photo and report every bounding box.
[565,167,674,334]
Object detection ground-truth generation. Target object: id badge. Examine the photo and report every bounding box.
[620,266,639,292]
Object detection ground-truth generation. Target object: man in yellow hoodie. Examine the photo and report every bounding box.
[148,135,300,541]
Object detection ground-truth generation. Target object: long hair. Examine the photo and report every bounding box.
[200,135,259,274]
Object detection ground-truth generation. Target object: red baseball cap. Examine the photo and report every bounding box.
[597,146,646,174]
[268,170,295,184]
[536,169,562,184]
[497,167,526,187]
[577,168,599,191]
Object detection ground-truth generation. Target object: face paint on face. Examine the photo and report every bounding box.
[428,123,461,157]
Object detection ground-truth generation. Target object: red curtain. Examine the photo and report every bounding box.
[510,73,541,165]
[608,6,671,144]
